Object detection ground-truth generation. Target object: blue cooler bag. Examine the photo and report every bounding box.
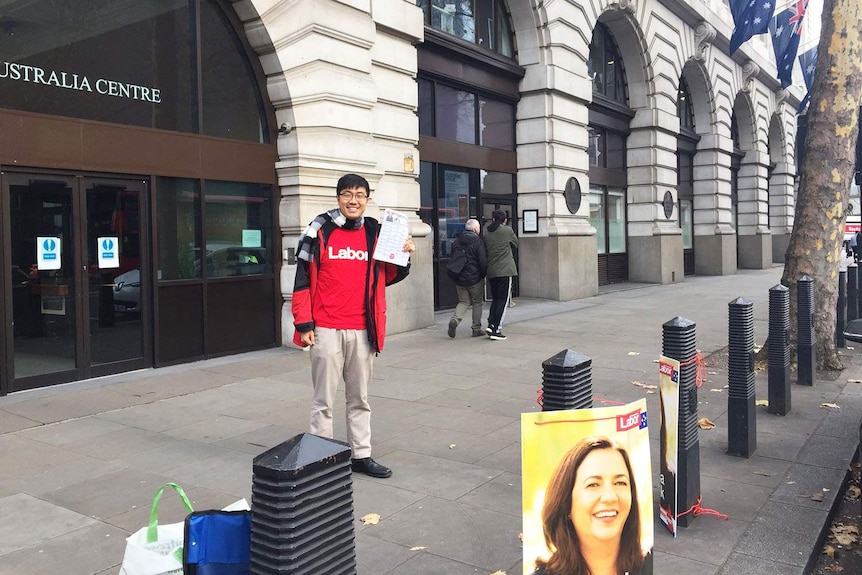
[183,509,251,575]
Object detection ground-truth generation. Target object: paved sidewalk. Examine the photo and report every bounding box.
[1,266,860,575]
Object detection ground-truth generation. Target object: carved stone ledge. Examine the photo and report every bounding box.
[693,21,716,62]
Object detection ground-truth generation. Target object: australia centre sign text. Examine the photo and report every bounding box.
[0,61,161,104]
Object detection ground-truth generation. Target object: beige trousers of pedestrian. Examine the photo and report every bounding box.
[309,327,374,458]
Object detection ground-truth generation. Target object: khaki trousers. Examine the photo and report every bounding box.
[309,327,374,458]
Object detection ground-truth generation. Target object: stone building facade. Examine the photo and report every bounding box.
[245,0,801,343]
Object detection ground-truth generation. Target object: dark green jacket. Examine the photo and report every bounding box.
[483,222,518,278]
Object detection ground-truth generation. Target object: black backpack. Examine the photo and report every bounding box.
[446,244,467,281]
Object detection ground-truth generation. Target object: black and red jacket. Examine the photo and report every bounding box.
[291,217,409,352]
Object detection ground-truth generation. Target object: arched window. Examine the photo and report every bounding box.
[730,113,743,230]
[677,77,695,134]
[417,0,515,58]
[589,24,627,105]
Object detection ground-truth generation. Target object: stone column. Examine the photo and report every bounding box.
[516,48,598,301]
[693,134,737,275]
[253,0,431,345]
[626,109,684,284]
[737,150,773,268]
[769,161,796,263]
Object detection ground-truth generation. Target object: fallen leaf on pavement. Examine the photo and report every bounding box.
[710,388,723,393]
[847,485,861,500]
[518,533,523,541]
[832,524,859,545]
[848,378,862,383]
[823,544,836,558]
[449,444,456,449]
[698,418,715,430]
[628,352,640,356]
[646,390,655,394]
[410,546,427,551]
[755,399,769,406]
[631,381,657,390]
[821,402,840,409]
[811,492,825,502]
[753,471,771,477]
[708,371,718,375]
[360,513,381,525]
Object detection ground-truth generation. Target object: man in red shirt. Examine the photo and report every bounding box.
[292,174,414,478]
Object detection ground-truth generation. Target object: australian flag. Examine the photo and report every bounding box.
[729,0,775,54]
[769,0,809,88]
[797,46,817,112]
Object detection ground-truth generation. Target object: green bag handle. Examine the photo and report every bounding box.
[146,482,194,544]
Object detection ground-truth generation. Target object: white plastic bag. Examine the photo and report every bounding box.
[118,483,194,575]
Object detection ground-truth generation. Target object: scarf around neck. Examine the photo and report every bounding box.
[296,208,364,262]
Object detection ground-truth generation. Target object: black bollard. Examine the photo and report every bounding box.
[768,285,792,415]
[662,317,700,528]
[837,270,847,348]
[728,297,757,457]
[540,349,592,411]
[847,264,858,321]
[250,433,356,575]
[797,276,816,386]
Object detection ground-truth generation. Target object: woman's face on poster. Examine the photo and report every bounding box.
[569,448,632,545]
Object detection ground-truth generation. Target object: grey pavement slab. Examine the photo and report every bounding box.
[0,266,858,575]
[0,493,97,556]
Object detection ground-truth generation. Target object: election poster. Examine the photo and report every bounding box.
[521,399,654,575]
[658,355,680,536]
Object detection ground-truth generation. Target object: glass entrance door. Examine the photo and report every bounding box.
[6,176,78,384]
[1,172,150,393]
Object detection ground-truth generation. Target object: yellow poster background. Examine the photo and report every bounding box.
[521,399,654,575]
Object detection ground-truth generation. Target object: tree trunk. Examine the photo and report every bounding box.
[782,0,862,370]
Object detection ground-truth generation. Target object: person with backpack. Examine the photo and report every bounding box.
[447,219,487,338]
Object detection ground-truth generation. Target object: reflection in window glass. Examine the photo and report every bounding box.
[431,0,476,42]
[479,98,514,150]
[436,85,476,144]
[606,131,625,170]
[439,168,471,258]
[480,170,513,196]
[419,79,434,136]
[607,188,626,253]
[157,178,202,280]
[200,0,264,142]
[204,181,273,278]
[680,199,693,249]
[588,128,602,167]
[590,24,627,105]
[589,186,606,255]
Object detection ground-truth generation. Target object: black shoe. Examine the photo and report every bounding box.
[489,331,507,341]
[351,457,392,478]
[448,318,457,338]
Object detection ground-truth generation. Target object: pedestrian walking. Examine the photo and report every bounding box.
[292,173,415,479]
[483,209,518,341]
[447,219,487,338]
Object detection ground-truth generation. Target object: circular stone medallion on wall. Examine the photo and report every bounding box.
[663,190,675,219]
[564,177,581,214]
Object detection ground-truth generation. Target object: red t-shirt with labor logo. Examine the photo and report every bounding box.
[314,226,369,330]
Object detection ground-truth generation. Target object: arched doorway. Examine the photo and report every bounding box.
[677,76,699,275]
[415,0,523,309]
[588,23,633,286]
